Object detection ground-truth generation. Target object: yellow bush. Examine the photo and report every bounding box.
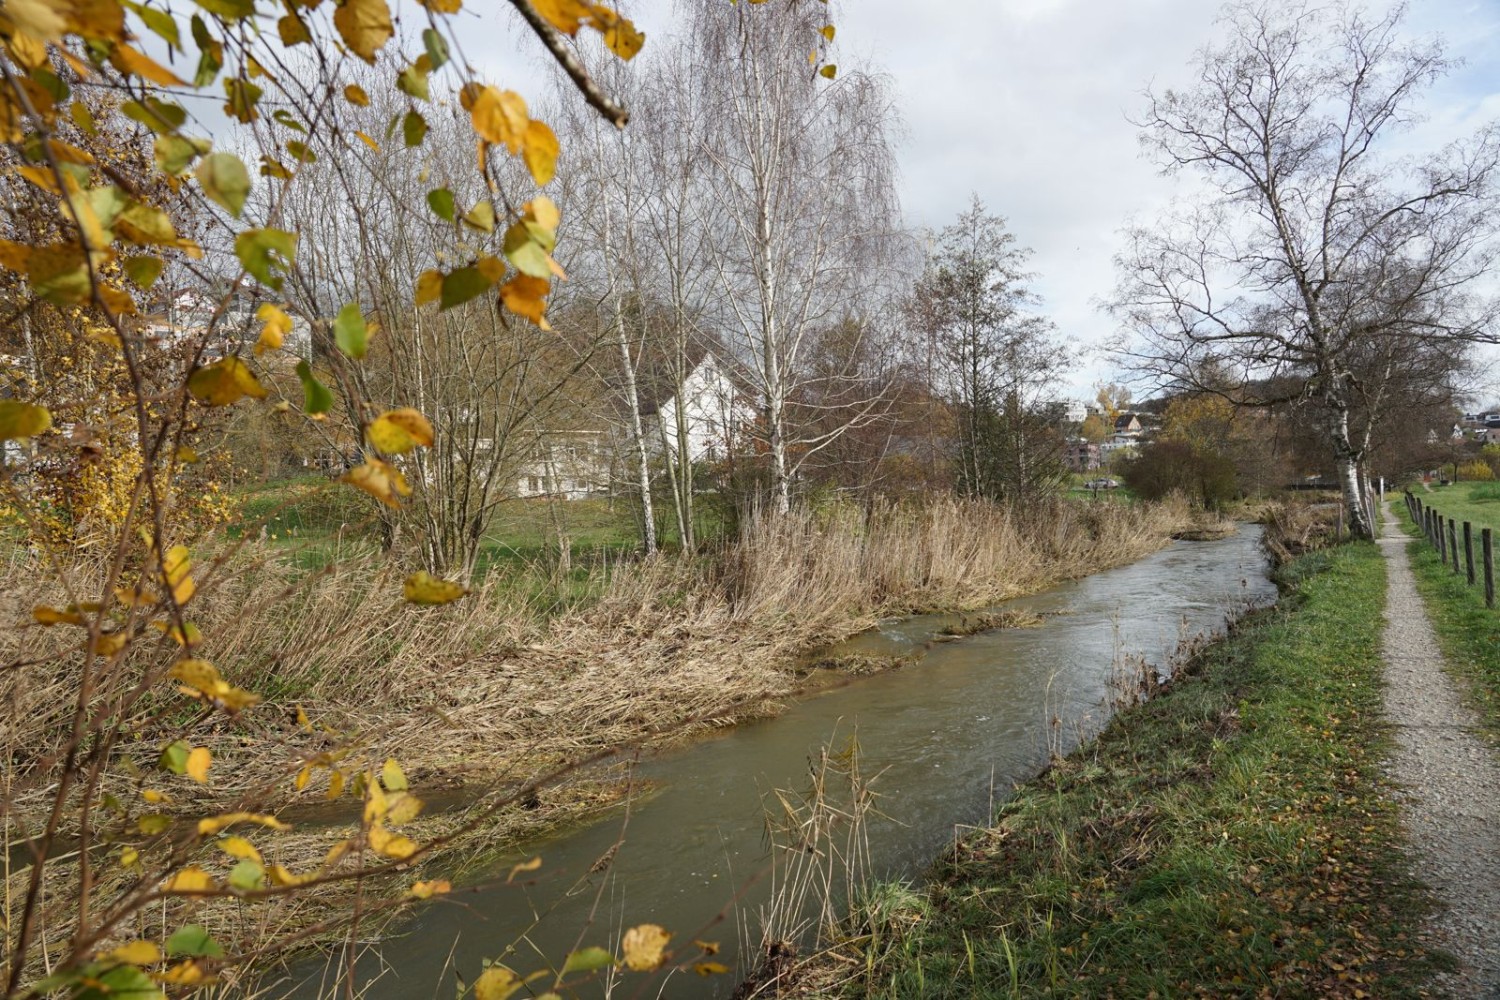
[1457,460,1494,481]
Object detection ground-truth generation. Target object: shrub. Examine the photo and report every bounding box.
[1457,460,1494,482]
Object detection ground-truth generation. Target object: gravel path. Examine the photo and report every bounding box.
[1378,501,1500,998]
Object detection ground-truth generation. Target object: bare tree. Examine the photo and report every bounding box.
[913,196,1070,502]
[1115,0,1499,538]
[690,0,903,514]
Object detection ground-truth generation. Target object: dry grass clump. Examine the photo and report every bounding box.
[1260,497,1342,564]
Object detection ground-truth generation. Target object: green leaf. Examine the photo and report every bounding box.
[427,188,455,222]
[138,814,171,835]
[125,0,181,49]
[422,28,449,69]
[333,303,367,360]
[397,62,430,101]
[296,360,334,416]
[234,228,296,288]
[159,740,190,775]
[403,110,428,148]
[439,267,492,310]
[154,134,211,175]
[125,255,164,290]
[223,77,263,123]
[196,152,250,218]
[166,924,225,959]
[228,858,264,891]
[562,947,616,975]
[286,140,317,164]
[503,222,551,279]
[272,108,307,133]
[0,400,52,442]
[194,0,256,17]
[462,201,495,233]
[75,964,164,1000]
[122,97,186,134]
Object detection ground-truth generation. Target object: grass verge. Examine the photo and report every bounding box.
[1394,500,1500,743]
[797,543,1448,999]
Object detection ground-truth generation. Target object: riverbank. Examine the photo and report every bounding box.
[2,495,1215,981]
[789,542,1448,999]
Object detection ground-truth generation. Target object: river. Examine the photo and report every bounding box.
[280,525,1275,999]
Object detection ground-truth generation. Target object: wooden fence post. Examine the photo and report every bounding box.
[1439,515,1448,562]
[1450,520,1460,574]
[1465,522,1475,585]
[1485,528,1495,610]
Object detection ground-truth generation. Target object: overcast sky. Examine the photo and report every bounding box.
[823,0,1500,400]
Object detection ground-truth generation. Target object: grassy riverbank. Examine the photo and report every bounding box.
[1395,499,1500,741]
[795,543,1446,999]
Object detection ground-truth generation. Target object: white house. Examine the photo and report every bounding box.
[640,351,755,464]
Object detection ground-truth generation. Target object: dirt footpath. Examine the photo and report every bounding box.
[1378,502,1500,998]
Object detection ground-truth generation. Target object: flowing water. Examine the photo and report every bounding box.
[283,526,1274,999]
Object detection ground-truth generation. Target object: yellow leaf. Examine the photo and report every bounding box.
[694,961,730,976]
[0,400,52,441]
[187,357,268,406]
[820,64,837,79]
[142,789,170,804]
[524,196,561,232]
[120,847,140,868]
[33,604,85,626]
[530,0,590,35]
[367,408,434,455]
[522,120,559,186]
[500,274,551,328]
[622,924,671,972]
[109,939,161,965]
[197,812,291,836]
[602,16,645,61]
[159,960,207,986]
[340,458,412,507]
[470,87,529,154]
[410,879,451,899]
[268,863,312,886]
[278,12,311,45]
[344,84,370,106]
[161,544,194,606]
[254,302,291,354]
[217,836,261,862]
[415,269,442,306]
[473,965,523,1000]
[381,758,409,792]
[110,43,185,85]
[403,571,469,606]
[327,769,346,800]
[819,24,835,42]
[363,774,388,823]
[463,200,496,232]
[385,791,423,824]
[94,630,128,656]
[367,824,418,860]
[418,0,461,10]
[161,865,215,893]
[334,0,393,63]
[355,130,380,151]
[295,766,312,792]
[185,747,211,784]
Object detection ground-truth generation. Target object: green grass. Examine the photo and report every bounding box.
[1409,479,1500,537]
[1395,499,1500,742]
[822,543,1448,999]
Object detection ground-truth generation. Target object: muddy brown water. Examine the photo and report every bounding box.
[278,526,1274,999]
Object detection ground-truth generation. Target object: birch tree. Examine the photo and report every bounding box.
[1115,0,1499,539]
[691,0,902,513]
